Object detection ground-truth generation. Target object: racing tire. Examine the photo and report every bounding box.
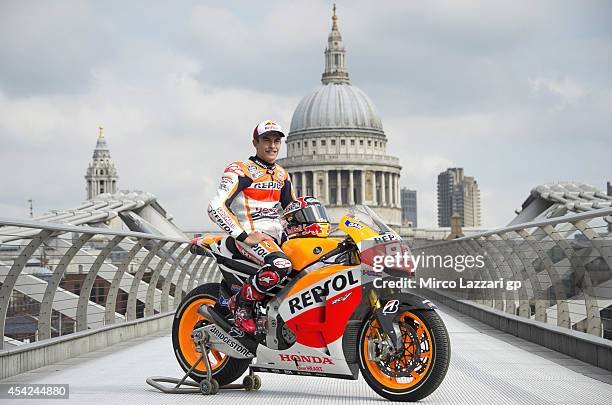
[172,283,251,386]
[358,309,450,402]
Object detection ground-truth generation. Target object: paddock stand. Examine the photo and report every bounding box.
[146,327,260,395]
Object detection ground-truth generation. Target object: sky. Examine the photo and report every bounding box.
[0,0,610,230]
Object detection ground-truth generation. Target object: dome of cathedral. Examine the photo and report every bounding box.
[289,83,383,135]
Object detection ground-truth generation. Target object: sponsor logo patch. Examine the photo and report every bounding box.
[273,258,292,269]
[343,219,364,229]
[279,354,334,365]
[288,271,359,314]
[252,181,282,190]
[251,244,270,258]
[257,272,278,287]
[251,207,280,221]
[287,224,304,234]
[208,206,232,233]
[303,223,323,235]
[208,325,251,357]
[286,196,321,215]
[373,233,401,243]
[219,176,233,192]
[382,299,400,314]
[331,291,352,305]
[286,200,302,212]
[229,327,244,338]
[216,208,234,226]
[224,163,245,176]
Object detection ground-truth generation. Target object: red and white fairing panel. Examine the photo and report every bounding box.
[254,341,353,376]
[252,266,362,376]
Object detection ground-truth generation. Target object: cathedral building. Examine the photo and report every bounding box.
[277,7,402,226]
[84,127,118,200]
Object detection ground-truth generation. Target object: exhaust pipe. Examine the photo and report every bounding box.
[199,306,257,359]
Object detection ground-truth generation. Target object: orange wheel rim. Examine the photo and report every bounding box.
[177,298,229,373]
[363,311,434,389]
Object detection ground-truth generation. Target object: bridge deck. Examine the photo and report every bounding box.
[2,304,611,404]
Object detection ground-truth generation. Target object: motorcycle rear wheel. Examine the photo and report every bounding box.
[172,282,251,386]
[358,309,450,402]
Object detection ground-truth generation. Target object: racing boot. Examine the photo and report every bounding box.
[228,282,265,333]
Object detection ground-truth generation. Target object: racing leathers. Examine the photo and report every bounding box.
[208,155,296,332]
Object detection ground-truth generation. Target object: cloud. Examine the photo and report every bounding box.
[0,51,296,229]
[0,2,112,96]
[1,1,611,231]
[529,76,587,104]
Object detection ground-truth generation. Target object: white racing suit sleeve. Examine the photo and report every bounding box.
[207,168,251,242]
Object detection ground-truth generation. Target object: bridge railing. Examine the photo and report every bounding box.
[0,217,218,350]
[415,208,612,339]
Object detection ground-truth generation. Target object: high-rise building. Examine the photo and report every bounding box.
[401,188,417,227]
[437,168,481,227]
[608,181,611,233]
[85,127,118,200]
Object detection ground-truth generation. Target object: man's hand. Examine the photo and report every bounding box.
[243,230,273,246]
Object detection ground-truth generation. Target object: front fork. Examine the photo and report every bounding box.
[368,289,404,352]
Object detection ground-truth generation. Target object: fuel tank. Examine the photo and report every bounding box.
[281,237,343,271]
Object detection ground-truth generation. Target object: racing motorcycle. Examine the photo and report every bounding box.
[172,205,450,401]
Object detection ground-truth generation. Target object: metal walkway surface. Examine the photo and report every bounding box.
[2,304,612,404]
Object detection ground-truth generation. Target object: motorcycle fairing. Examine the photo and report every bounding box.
[338,215,378,243]
[278,265,362,348]
[247,265,362,378]
[252,336,357,379]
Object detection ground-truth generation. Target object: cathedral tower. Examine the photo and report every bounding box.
[85,127,118,200]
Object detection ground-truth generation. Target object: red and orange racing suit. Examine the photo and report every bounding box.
[208,155,296,295]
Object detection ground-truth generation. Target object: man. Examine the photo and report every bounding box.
[208,120,296,333]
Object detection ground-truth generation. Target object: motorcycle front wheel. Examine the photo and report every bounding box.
[358,309,450,402]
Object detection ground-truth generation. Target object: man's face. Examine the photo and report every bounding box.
[253,132,283,163]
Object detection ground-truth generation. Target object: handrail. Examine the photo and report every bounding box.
[413,207,612,340]
[0,217,215,350]
[0,217,189,243]
[423,207,612,248]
